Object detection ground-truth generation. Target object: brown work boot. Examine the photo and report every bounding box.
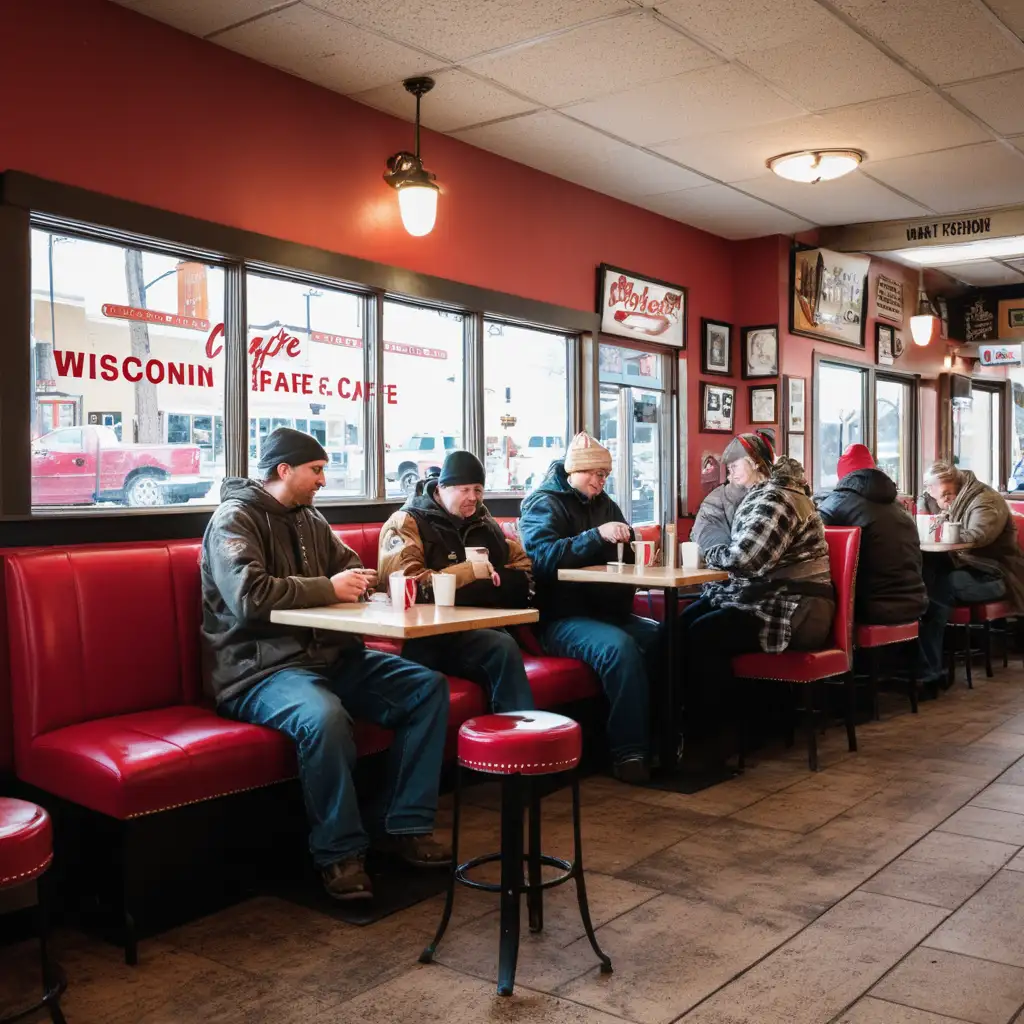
[375,832,451,868]
[321,856,373,900]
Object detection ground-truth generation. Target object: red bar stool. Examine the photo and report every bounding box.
[0,799,66,1024]
[419,711,611,997]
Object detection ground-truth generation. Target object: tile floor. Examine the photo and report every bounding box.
[7,668,1024,1023]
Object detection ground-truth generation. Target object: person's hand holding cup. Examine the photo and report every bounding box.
[331,569,371,603]
[598,522,631,544]
[466,545,497,583]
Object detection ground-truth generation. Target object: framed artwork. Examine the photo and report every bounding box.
[788,432,805,464]
[791,246,870,348]
[786,375,806,433]
[701,382,736,434]
[597,264,686,349]
[876,322,895,366]
[701,318,732,376]
[742,325,779,378]
[749,384,777,425]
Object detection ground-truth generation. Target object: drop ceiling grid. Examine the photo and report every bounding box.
[111,0,1024,238]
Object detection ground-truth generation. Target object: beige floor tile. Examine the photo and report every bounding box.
[971,784,1024,816]
[843,776,984,827]
[553,892,806,1024]
[926,870,1024,968]
[995,761,1024,787]
[870,947,1024,1024]
[678,892,949,1024]
[1002,851,1024,872]
[994,714,1024,736]
[938,806,1024,846]
[730,789,866,834]
[838,996,987,1022]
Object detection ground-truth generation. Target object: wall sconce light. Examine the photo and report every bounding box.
[384,77,439,237]
[909,268,940,347]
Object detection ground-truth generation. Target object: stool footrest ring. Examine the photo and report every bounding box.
[454,852,574,893]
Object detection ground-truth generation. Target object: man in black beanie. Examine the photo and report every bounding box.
[201,427,451,902]
[378,450,535,713]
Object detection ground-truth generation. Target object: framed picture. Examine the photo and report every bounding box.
[785,375,806,433]
[749,384,777,425]
[791,246,870,348]
[700,318,732,376]
[788,432,805,464]
[876,322,895,366]
[701,382,736,434]
[741,325,779,378]
[597,264,686,349]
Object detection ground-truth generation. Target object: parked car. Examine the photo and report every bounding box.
[31,425,213,507]
[384,433,459,494]
[1009,453,1024,493]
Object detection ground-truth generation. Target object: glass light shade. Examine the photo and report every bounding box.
[397,183,438,237]
[910,313,939,347]
[767,150,862,184]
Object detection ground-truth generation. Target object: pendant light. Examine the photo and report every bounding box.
[384,77,440,237]
[909,268,940,346]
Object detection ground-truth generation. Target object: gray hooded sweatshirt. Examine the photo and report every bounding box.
[201,478,362,705]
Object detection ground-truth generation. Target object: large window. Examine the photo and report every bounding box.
[483,321,568,493]
[875,375,915,495]
[245,274,366,497]
[598,343,666,525]
[382,301,464,498]
[30,229,225,509]
[954,383,1002,489]
[815,361,867,491]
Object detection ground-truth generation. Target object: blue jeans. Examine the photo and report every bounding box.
[402,629,535,713]
[221,648,449,868]
[539,615,661,760]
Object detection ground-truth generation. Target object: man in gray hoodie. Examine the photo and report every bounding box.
[201,427,450,902]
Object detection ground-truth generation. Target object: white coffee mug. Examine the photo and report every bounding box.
[631,539,656,567]
[679,541,704,570]
[389,571,417,611]
[465,546,489,563]
[941,521,962,544]
[431,572,456,607]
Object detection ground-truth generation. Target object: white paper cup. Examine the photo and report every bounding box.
[389,571,417,610]
[915,514,936,542]
[431,572,456,606]
[465,546,489,564]
[680,542,704,569]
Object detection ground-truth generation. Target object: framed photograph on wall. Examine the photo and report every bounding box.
[749,384,777,425]
[701,382,736,434]
[701,318,732,376]
[791,246,869,348]
[785,375,806,433]
[788,432,805,464]
[741,325,779,378]
[876,322,895,366]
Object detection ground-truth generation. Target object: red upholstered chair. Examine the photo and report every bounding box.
[855,621,920,718]
[731,526,860,772]
[419,712,611,997]
[0,799,66,1023]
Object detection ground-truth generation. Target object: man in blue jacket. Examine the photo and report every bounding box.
[519,432,659,783]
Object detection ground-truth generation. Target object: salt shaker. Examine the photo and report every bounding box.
[664,522,677,570]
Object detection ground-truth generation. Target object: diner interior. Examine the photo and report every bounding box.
[6,0,1024,1021]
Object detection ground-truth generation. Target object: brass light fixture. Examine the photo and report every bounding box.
[384,77,440,237]
[909,268,940,347]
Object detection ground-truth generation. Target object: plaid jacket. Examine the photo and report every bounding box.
[701,479,832,653]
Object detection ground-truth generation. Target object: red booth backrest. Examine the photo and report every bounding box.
[5,542,203,763]
[823,526,861,658]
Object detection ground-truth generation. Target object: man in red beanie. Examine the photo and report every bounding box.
[816,442,928,630]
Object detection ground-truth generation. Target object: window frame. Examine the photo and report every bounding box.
[873,367,921,498]
[952,377,1010,492]
[812,353,871,493]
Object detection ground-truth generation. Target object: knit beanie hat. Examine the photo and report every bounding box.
[837,443,876,479]
[563,431,613,473]
[257,427,329,471]
[439,450,485,487]
[722,431,775,478]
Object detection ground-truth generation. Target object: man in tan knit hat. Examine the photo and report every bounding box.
[519,432,660,784]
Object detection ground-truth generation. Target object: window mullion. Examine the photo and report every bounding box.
[464,312,484,461]
[224,263,247,479]
[365,291,385,501]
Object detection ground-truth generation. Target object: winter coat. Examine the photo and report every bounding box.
[692,482,749,553]
[378,480,532,608]
[200,478,363,705]
[519,460,636,622]
[816,469,928,625]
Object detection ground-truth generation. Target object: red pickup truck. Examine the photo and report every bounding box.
[31,425,214,507]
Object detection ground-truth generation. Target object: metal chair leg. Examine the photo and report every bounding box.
[496,773,524,997]
[805,682,819,772]
[844,673,858,752]
[868,648,880,721]
[419,765,462,964]
[1003,618,1009,668]
[527,781,543,934]
[964,624,974,689]
[984,620,994,678]
[570,775,612,975]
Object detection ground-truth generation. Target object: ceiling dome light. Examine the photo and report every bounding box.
[384,77,440,237]
[767,149,864,184]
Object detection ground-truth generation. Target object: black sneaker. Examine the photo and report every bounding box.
[612,756,650,785]
[321,856,373,901]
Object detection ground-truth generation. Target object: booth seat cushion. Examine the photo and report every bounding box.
[855,622,919,647]
[523,655,601,706]
[971,601,1014,622]
[732,649,849,683]
[331,524,385,570]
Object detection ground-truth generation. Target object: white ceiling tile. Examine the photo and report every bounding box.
[466,11,722,107]
[831,0,1024,84]
[566,150,714,199]
[737,21,921,111]
[941,260,1024,286]
[304,0,634,62]
[636,184,815,239]
[946,69,1024,135]
[656,0,834,58]
[985,0,1024,39]
[214,5,443,93]
[565,64,806,146]
[867,142,1024,213]
[116,0,286,36]
[653,93,990,182]
[352,71,536,132]
[736,171,931,225]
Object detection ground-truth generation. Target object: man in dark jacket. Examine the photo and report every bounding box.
[816,444,928,625]
[519,432,659,784]
[201,428,450,903]
[377,450,534,713]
